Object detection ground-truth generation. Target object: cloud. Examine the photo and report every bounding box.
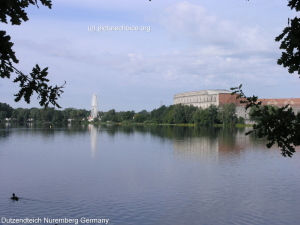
[160,2,274,51]
[2,1,299,111]
[149,1,287,88]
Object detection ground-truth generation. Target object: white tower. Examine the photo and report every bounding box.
[91,93,98,119]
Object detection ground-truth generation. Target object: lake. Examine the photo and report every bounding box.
[0,124,299,225]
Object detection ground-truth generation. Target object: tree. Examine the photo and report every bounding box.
[231,85,300,157]
[193,108,210,126]
[173,104,186,124]
[192,105,219,126]
[207,104,219,125]
[275,0,300,75]
[40,107,55,122]
[184,105,198,123]
[237,116,245,124]
[133,110,150,123]
[12,107,30,123]
[163,105,175,124]
[0,111,6,121]
[101,109,117,122]
[29,107,41,121]
[218,103,237,126]
[249,105,278,122]
[0,0,65,108]
[120,110,135,121]
[0,102,13,118]
[230,0,300,157]
[150,105,167,123]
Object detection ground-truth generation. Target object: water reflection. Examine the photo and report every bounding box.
[88,124,98,158]
[72,125,260,159]
[171,127,246,160]
[1,124,299,225]
[0,123,281,159]
[96,125,271,158]
[173,135,219,160]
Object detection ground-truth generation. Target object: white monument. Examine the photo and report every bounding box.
[90,93,98,120]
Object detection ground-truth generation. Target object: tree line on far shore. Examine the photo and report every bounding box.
[0,102,249,126]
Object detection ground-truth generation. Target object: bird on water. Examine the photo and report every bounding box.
[11,193,19,201]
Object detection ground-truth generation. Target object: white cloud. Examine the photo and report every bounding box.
[160,1,274,51]
[2,0,299,111]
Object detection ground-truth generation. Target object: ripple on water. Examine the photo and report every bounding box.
[1,127,300,225]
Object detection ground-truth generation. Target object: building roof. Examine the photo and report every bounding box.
[174,89,232,98]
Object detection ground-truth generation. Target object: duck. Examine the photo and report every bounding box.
[11,193,19,201]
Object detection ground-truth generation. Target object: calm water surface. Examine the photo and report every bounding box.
[0,124,299,225]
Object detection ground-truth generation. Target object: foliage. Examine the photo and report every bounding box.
[149,104,198,124]
[0,102,13,118]
[150,105,167,124]
[237,116,245,124]
[193,105,219,126]
[173,104,186,124]
[6,105,89,123]
[218,103,237,126]
[118,110,135,122]
[208,104,220,125]
[230,0,300,157]
[193,108,209,126]
[101,109,117,122]
[0,111,6,120]
[231,85,300,157]
[249,105,278,122]
[0,0,52,25]
[183,105,198,123]
[133,110,150,123]
[275,0,300,76]
[2,101,242,127]
[0,0,65,107]
[162,105,175,124]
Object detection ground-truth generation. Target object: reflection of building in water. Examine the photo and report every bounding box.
[173,129,252,158]
[173,137,219,161]
[88,124,98,158]
[218,129,251,154]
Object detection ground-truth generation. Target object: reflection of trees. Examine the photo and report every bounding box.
[0,125,11,140]
[1,124,256,157]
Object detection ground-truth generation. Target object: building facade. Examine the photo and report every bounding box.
[174,90,300,122]
[173,89,243,108]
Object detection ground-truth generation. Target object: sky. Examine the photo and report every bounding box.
[1,0,300,112]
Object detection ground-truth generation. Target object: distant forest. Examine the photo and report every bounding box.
[0,102,246,126]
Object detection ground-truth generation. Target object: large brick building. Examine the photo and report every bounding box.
[173,90,238,108]
[173,90,245,108]
[173,89,300,122]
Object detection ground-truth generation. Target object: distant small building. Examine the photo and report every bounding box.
[87,116,94,122]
